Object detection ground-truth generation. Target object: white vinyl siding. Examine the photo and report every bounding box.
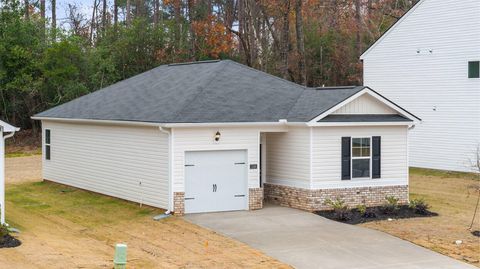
[362,0,480,172]
[332,93,396,115]
[42,120,170,209]
[311,126,408,189]
[172,126,287,192]
[265,127,311,188]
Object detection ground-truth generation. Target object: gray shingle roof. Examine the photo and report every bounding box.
[34,60,366,123]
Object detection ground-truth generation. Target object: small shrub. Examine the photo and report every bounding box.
[356,204,367,215]
[0,224,9,242]
[409,198,430,215]
[325,198,350,221]
[383,196,400,214]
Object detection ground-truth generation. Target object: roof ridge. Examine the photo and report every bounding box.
[169,61,228,121]
[168,60,220,66]
[224,60,306,90]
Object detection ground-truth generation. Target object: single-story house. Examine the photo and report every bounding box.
[32,60,420,215]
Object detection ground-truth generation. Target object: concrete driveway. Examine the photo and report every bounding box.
[185,204,476,269]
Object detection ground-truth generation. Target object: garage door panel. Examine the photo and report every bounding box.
[185,150,248,213]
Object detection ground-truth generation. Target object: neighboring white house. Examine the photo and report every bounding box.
[0,120,19,224]
[32,60,419,215]
[361,0,480,172]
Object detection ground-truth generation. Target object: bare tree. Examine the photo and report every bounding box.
[66,3,89,38]
[114,0,118,27]
[102,0,107,33]
[51,0,56,30]
[153,0,160,27]
[40,0,45,24]
[126,0,131,26]
[90,0,97,42]
[295,0,305,85]
[281,0,291,80]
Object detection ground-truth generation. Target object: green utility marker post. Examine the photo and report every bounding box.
[114,243,127,269]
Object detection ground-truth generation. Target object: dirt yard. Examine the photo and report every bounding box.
[361,168,480,267]
[1,156,290,269]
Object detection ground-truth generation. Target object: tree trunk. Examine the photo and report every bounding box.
[90,0,97,42]
[51,0,56,30]
[136,0,144,18]
[174,0,182,48]
[126,0,131,26]
[281,0,291,80]
[114,0,118,27]
[237,0,244,53]
[102,0,107,34]
[295,0,306,85]
[153,0,159,27]
[355,0,363,56]
[24,0,29,20]
[187,0,196,58]
[40,0,45,35]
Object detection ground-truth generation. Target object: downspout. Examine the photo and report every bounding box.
[159,127,173,213]
[1,129,18,225]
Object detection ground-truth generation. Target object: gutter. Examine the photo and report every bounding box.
[32,117,307,128]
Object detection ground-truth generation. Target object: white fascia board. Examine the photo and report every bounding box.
[31,117,163,127]
[163,121,305,128]
[32,116,308,128]
[360,0,425,60]
[307,88,420,126]
[308,121,413,127]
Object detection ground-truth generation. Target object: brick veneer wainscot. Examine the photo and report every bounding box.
[264,183,408,211]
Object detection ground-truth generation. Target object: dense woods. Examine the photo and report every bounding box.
[0,0,416,130]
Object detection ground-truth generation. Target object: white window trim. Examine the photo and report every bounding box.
[351,136,372,179]
[45,128,51,161]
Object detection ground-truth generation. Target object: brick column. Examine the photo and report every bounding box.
[249,188,264,210]
[173,192,185,216]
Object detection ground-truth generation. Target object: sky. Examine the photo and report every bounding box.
[50,0,101,28]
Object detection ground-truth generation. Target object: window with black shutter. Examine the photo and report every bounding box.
[372,136,381,178]
[341,137,351,180]
[45,129,51,160]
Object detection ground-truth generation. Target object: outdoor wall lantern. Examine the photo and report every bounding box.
[214,131,221,142]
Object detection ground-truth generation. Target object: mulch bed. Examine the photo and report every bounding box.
[0,234,22,248]
[316,205,438,225]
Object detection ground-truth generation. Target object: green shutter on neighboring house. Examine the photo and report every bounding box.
[468,61,480,78]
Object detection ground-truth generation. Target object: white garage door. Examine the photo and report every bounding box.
[185,150,248,213]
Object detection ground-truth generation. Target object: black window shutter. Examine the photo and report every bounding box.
[372,136,381,178]
[341,137,351,180]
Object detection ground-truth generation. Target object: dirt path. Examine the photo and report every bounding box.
[5,155,42,184]
[1,156,291,268]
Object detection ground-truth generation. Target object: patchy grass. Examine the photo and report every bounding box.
[6,181,164,228]
[2,181,290,268]
[361,168,480,266]
[5,150,41,158]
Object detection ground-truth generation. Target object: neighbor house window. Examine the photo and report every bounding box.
[469,61,480,78]
[351,137,371,178]
[45,129,51,160]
